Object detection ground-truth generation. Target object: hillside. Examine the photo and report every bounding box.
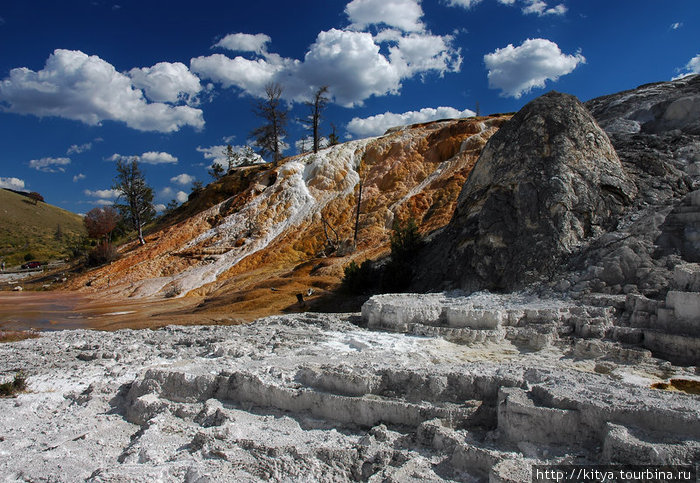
[0,189,86,267]
[67,114,511,318]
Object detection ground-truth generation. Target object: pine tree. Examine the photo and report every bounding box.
[328,123,340,146]
[112,158,155,245]
[208,162,225,180]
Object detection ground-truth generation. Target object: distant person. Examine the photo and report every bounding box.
[1,260,4,271]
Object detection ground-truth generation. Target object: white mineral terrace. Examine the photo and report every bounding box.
[0,292,698,482]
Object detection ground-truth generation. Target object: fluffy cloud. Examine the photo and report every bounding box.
[107,151,177,164]
[687,54,700,73]
[67,142,92,155]
[141,151,177,164]
[682,54,700,74]
[673,54,700,80]
[191,54,288,98]
[0,177,26,190]
[345,0,424,32]
[192,4,460,107]
[84,188,121,198]
[0,49,204,132]
[170,173,195,185]
[129,62,202,104]
[484,38,585,98]
[73,173,86,182]
[29,157,71,173]
[196,145,228,168]
[214,33,271,54]
[84,188,121,206]
[297,29,403,106]
[175,191,188,203]
[154,203,167,212]
[347,106,476,137]
[159,187,174,198]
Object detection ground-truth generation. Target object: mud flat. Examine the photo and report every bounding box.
[1,294,698,482]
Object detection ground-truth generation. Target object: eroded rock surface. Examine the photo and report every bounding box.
[0,311,697,482]
[416,92,637,292]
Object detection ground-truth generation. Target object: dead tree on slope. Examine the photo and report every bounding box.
[302,86,330,153]
[251,83,288,165]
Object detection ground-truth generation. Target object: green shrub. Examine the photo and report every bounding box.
[87,241,118,267]
[24,253,34,262]
[341,260,377,295]
[383,218,423,292]
[0,372,27,397]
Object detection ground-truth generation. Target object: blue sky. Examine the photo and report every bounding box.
[0,0,698,214]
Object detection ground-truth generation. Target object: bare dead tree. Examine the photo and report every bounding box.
[320,212,340,253]
[251,83,288,164]
[302,86,330,153]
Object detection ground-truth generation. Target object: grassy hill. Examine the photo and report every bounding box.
[0,189,86,267]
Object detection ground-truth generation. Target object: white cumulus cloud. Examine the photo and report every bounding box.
[214,33,272,54]
[154,203,166,212]
[175,191,188,203]
[0,49,204,132]
[129,62,202,104]
[484,38,585,98]
[107,151,177,164]
[73,173,86,182]
[673,54,700,79]
[170,173,195,185]
[687,54,700,73]
[191,53,288,98]
[347,106,476,138]
[29,157,71,173]
[84,188,121,198]
[345,0,425,32]
[192,4,461,107]
[0,177,26,190]
[196,145,228,168]
[141,151,177,164]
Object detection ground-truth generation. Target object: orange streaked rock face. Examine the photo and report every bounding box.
[68,115,510,319]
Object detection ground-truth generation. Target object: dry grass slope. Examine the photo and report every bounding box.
[0,189,86,266]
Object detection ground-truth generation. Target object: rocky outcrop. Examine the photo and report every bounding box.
[416,92,637,292]
[586,74,700,135]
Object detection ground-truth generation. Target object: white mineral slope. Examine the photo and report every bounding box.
[1,304,698,482]
[124,138,374,299]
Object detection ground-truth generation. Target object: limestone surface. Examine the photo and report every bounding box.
[1,306,698,483]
